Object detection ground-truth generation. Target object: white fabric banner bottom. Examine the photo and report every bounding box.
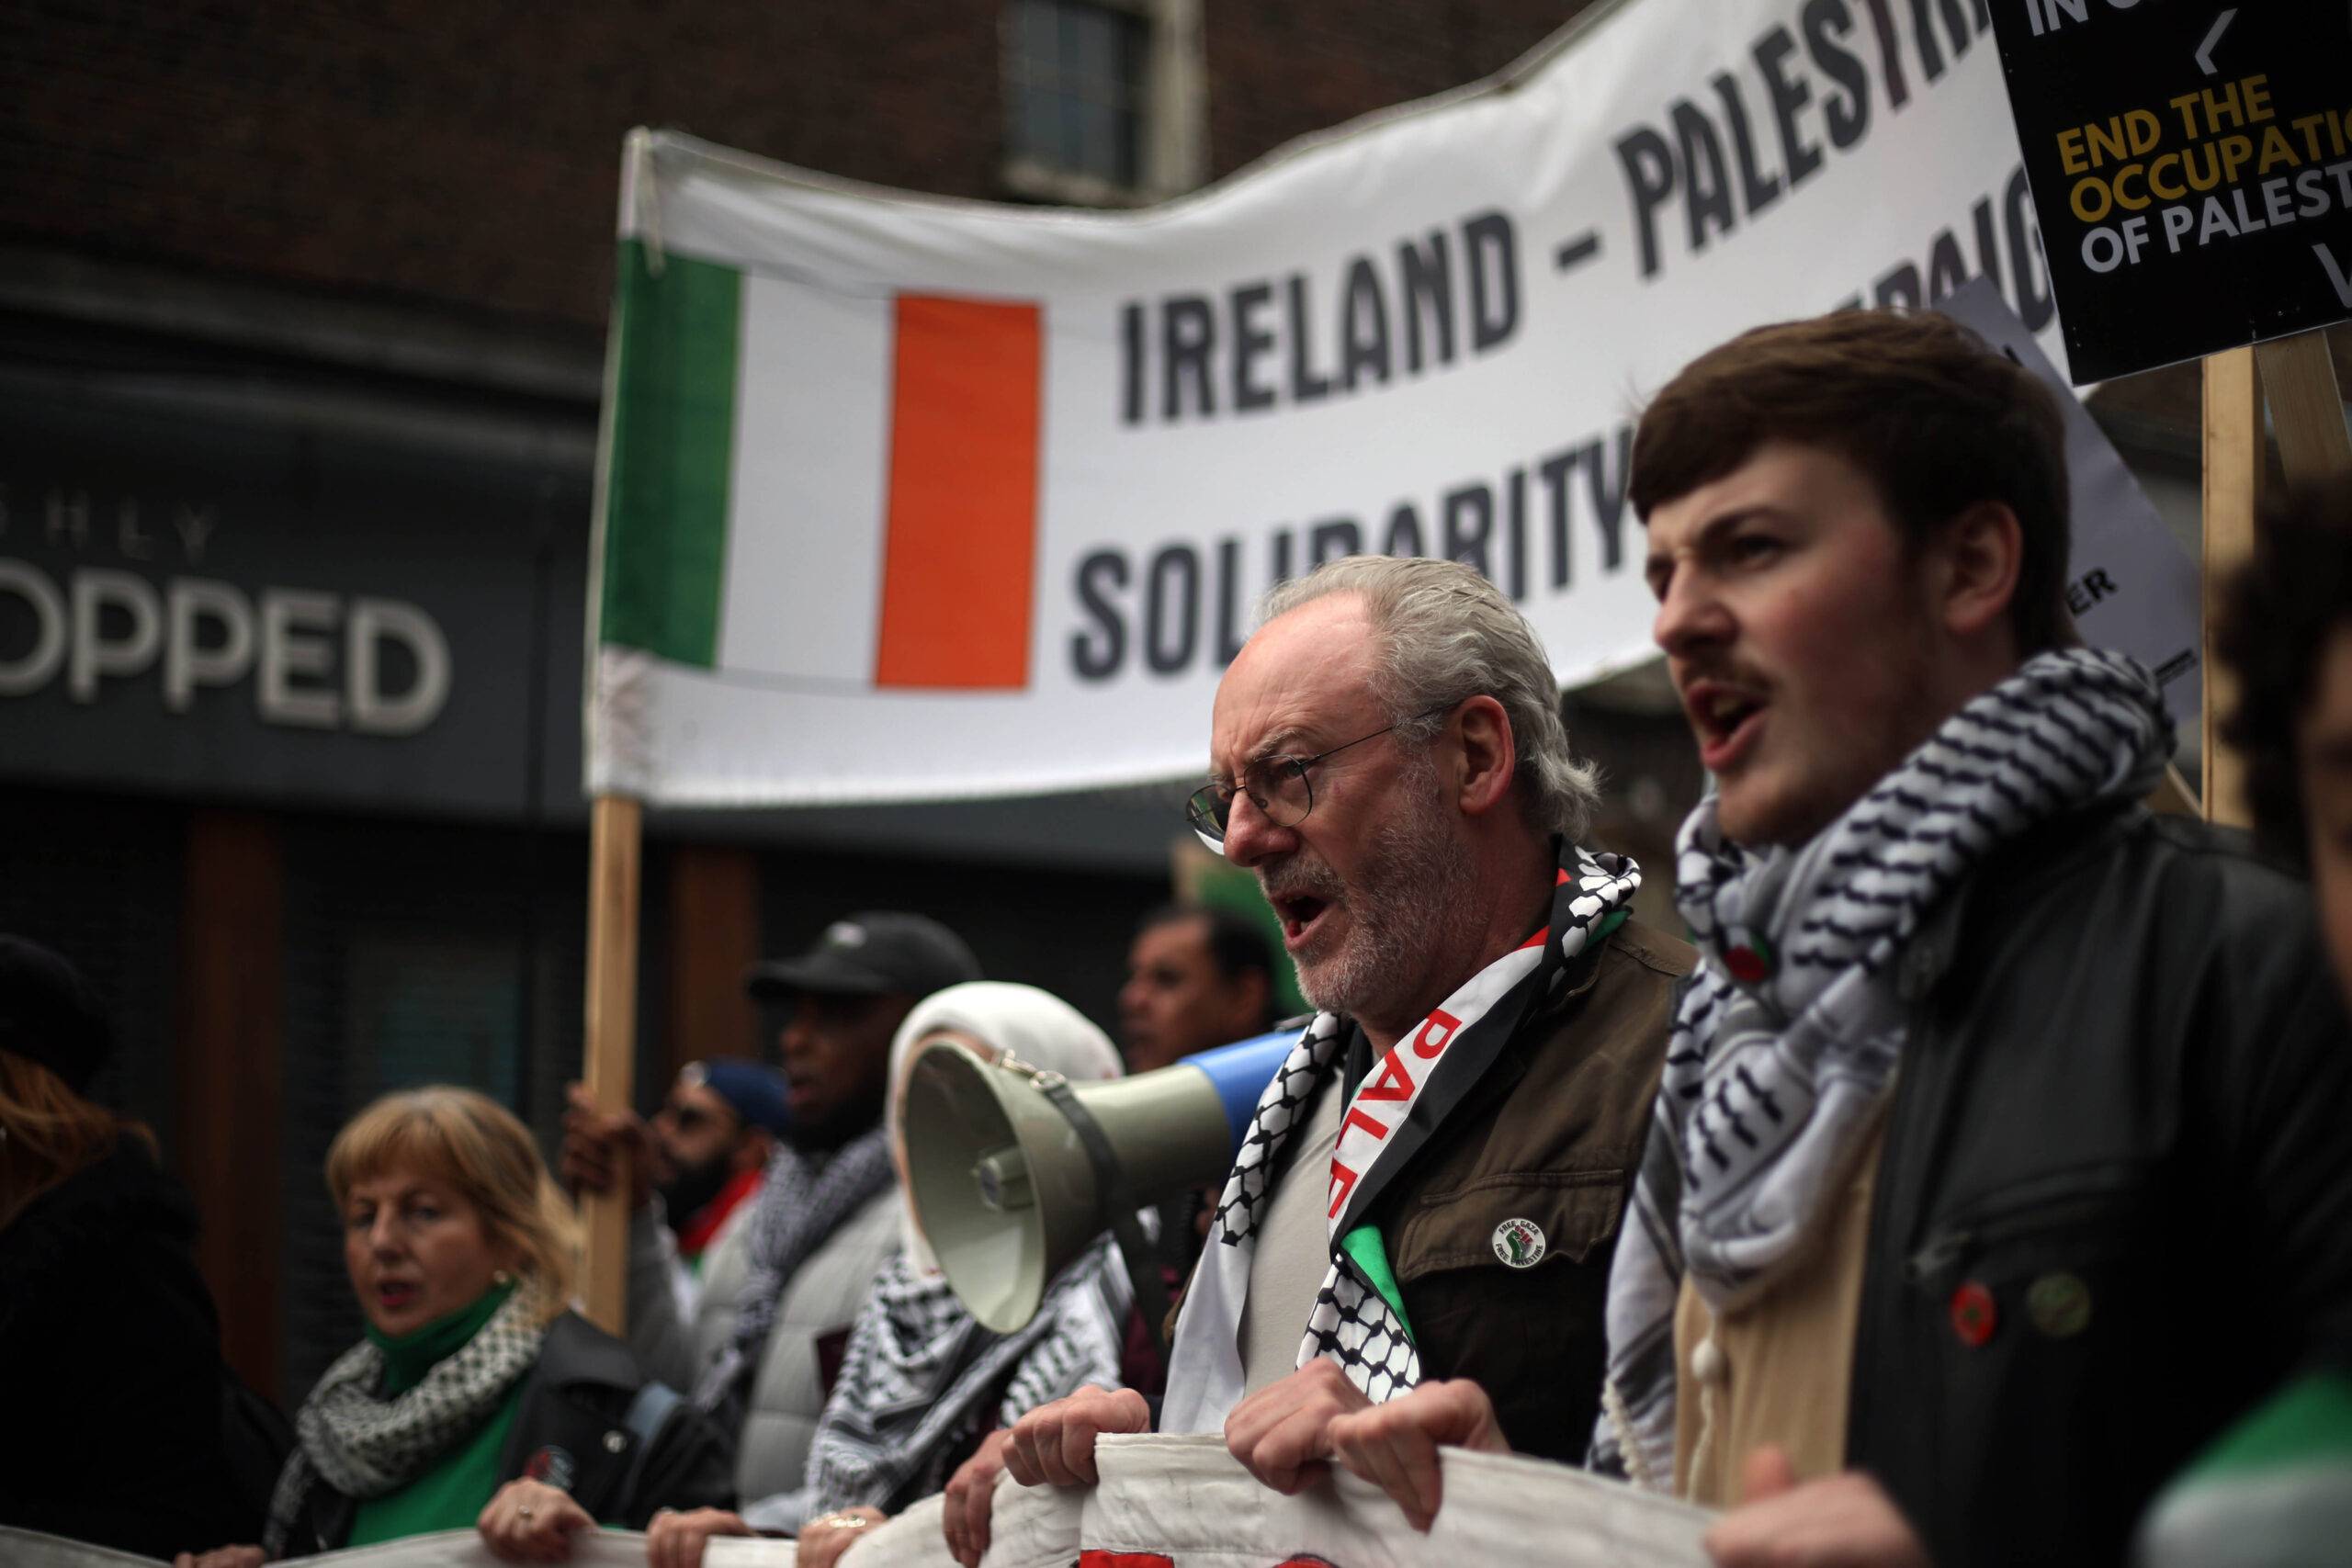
[0,1528,662,1568]
[0,1532,662,1568]
[744,1434,1712,1568]
[6,1436,1710,1567]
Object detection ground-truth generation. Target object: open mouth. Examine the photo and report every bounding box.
[1270,892,1334,948]
[1686,682,1766,773]
[377,1280,419,1312]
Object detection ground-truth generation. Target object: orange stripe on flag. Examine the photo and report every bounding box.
[874,294,1042,689]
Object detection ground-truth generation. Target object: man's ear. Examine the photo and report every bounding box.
[733,1127,776,1173]
[1936,500,2025,646]
[1453,695,1519,818]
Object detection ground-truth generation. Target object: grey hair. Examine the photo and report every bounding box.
[1256,557,1602,841]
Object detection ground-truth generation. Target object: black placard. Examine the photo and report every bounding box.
[1986,3,2352,382]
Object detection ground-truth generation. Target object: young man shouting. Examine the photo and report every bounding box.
[1326,310,2352,1567]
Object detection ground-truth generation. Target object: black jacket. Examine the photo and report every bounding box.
[281,1312,734,1556]
[0,1139,261,1559]
[1845,805,2352,1565]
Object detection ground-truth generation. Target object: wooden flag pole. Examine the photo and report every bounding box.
[2200,347,2262,829]
[2145,766,2199,818]
[2200,327,2352,829]
[582,793,644,1334]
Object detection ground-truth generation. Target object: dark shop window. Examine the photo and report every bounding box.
[1005,0,1150,187]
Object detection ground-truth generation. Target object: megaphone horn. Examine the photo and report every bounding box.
[903,1031,1295,1333]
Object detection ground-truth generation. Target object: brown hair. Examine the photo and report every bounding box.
[0,1049,154,1231]
[1630,309,2073,656]
[327,1086,577,1319]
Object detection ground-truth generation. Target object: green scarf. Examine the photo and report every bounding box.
[346,1284,527,1548]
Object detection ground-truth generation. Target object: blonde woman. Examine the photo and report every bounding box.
[0,936,260,1559]
[178,1086,732,1564]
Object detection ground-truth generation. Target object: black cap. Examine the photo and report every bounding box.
[0,936,113,1095]
[744,912,980,1003]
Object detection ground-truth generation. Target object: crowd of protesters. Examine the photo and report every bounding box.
[3,306,2349,1568]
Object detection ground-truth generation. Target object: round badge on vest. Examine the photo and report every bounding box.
[1950,1280,1998,1348]
[524,1445,576,1491]
[1492,1217,1546,1268]
[2027,1271,2092,1338]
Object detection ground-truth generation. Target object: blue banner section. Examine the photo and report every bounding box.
[1181,1031,1296,1150]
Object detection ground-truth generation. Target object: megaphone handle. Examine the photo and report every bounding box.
[1035,1076,1177,1351]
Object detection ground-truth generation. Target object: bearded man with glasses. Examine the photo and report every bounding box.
[937,556,1691,1566]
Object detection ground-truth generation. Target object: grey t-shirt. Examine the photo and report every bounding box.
[1236,1071,1345,1396]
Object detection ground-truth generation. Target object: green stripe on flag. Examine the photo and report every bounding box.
[599,238,741,668]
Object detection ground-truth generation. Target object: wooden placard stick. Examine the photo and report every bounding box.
[2254,329,2352,491]
[2199,329,2352,829]
[582,794,644,1334]
[2144,765,2199,818]
[2200,347,2262,829]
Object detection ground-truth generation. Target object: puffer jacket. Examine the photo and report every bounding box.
[625,1181,902,1506]
[1844,803,2352,1565]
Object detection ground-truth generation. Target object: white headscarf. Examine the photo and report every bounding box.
[761,983,1133,1532]
[886,981,1124,1276]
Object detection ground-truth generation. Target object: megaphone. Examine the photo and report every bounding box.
[903,1030,1295,1333]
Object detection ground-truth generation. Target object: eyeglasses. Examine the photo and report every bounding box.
[1185,705,1453,847]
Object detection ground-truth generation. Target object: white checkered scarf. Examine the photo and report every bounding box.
[693,1125,895,1413]
[1162,842,1641,1429]
[1590,649,2172,1490]
[262,1281,549,1557]
[790,1235,1130,1525]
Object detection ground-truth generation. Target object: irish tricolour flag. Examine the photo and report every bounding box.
[598,243,1043,696]
[584,129,1136,807]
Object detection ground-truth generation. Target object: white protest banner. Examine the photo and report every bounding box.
[1072,1434,1709,1568]
[0,1528,163,1568]
[0,1527,657,1568]
[707,1534,799,1565]
[590,0,2064,806]
[797,1434,1710,1567]
[0,1437,1708,1568]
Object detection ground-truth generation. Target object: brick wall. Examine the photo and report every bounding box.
[0,1,1599,333]
[1203,0,1591,183]
[0,0,1005,330]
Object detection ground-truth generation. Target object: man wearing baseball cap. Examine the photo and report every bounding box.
[566,910,979,1510]
[743,912,983,1147]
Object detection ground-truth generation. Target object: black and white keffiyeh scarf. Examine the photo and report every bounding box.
[1162,841,1643,1431]
[774,1236,1129,1529]
[693,1128,896,1413]
[733,980,1133,1534]
[263,1283,548,1557]
[1591,649,2172,1490]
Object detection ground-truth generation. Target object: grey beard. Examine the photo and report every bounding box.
[1294,761,1482,1024]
